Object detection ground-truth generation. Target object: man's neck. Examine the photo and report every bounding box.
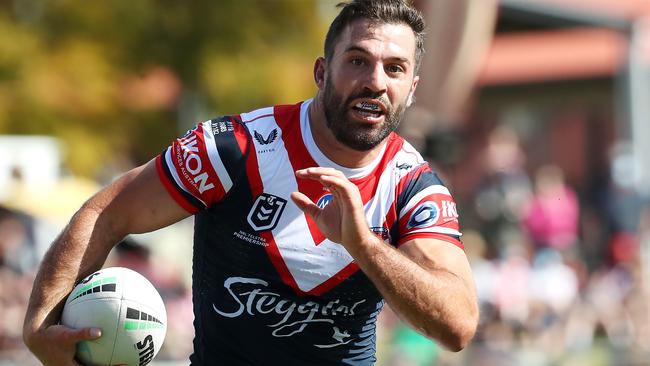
[308,96,385,169]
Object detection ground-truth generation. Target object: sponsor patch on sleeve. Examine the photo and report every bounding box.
[156,120,234,211]
[397,185,462,247]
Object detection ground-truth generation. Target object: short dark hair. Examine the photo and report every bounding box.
[324,0,426,74]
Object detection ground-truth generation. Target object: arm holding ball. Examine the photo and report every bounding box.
[23,160,189,365]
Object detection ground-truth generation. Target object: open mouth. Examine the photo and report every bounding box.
[351,100,386,120]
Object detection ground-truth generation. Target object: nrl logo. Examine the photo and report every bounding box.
[247,193,287,232]
[254,129,278,145]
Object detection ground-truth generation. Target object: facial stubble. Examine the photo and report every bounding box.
[322,73,408,152]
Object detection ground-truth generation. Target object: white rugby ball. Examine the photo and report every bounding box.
[61,267,167,366]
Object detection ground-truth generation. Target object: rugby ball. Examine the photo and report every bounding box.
[61,267,167,366]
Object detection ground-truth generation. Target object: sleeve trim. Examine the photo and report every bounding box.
[396,232,464,250]
[155,155,200,214]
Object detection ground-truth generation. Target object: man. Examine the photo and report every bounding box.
[23,0,478,364]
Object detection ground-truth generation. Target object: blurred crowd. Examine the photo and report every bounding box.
[0,200,194,365]
[374,124,650,366]
[0,205,41,365]
[2,124,650,366]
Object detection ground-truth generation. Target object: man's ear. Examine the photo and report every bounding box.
[407,75,419,107]
[314,57,326,90]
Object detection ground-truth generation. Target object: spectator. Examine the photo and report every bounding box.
[523,165,579,252]
[473,125,532,258]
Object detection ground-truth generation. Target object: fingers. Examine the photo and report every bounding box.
[29,325,100,366]
[64,327,102,344]
[290,192,319,217]
[295,167,362,208]
[295,168,351,191]
[296,167,345,177]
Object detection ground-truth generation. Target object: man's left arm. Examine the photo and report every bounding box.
[348,236,478,351]
[292,167,478,351]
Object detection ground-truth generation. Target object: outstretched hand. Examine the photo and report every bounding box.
[26,324,102,366]
[291,167,373,248]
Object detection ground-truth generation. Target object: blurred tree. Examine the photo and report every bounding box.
[0,0,327,177]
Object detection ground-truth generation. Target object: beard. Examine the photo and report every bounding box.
[321,74,408,151]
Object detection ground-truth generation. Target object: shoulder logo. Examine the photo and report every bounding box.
[254,129,278,145]
[247,193,287,232]
[441,200,458,219]
[407,202,440,229]
[176,132,215,194]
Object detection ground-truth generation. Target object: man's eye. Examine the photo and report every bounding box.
[351,58,364,66]
[387,65,404,73]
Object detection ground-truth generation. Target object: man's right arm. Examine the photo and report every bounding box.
[23,159,190,365]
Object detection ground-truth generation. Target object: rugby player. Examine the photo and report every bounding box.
[23,0,478,364]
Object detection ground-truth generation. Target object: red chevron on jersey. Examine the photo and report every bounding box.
[273,104,327,245]
[350,133,404,202]
[238,100,460,295]
[242,102,367,295]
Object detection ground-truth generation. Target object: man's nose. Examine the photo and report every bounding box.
[363,63,388,94]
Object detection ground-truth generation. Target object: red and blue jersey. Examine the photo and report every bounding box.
[156,99,462,365]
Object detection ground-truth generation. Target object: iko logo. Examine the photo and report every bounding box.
[441,200,458,218]
[135,334,155,366]
[407,202,440,229]
[247,193,287,232]
[254,129,278,145]
[316,194,333,209]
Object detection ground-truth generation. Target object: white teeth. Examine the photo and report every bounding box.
[357,110,375,117]
[355,101,381,111]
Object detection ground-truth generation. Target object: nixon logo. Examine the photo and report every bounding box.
[177,133,215,194]
[254,129,278,145]
[135,334,155,366]
[247,193,287,232]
